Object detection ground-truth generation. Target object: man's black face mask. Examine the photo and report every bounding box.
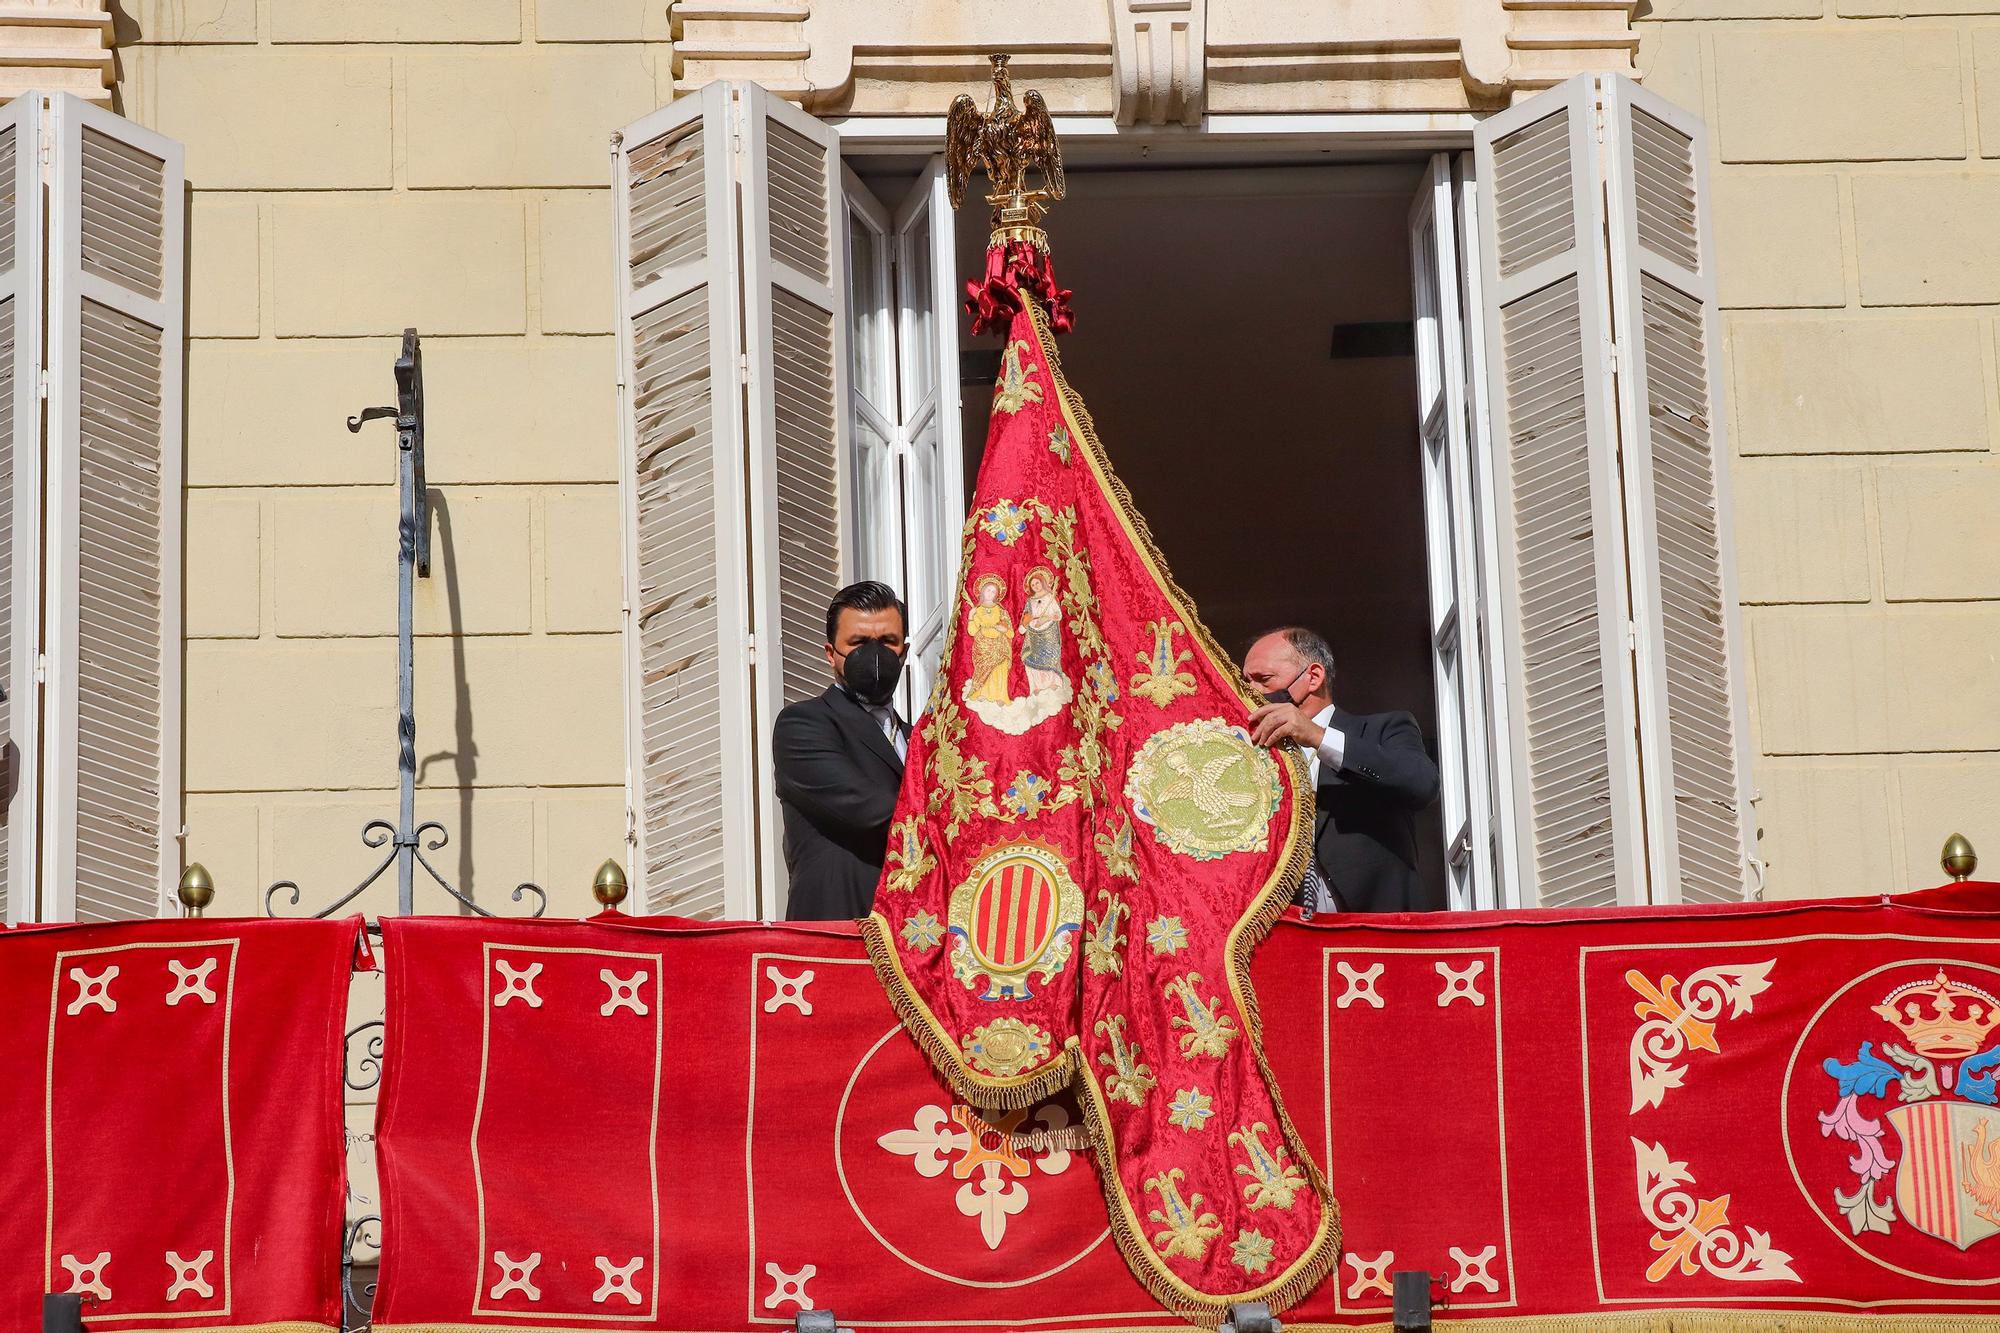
[839,638,905,707]
[1263,664,1310,708]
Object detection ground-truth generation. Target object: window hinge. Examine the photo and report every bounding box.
[1625,620,1639,651]
[745,633,758,664]
[738,354,750,385]
[36,370,48,400]
[34,653,46,683]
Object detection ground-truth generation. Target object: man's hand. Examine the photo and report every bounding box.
[1249,701,1325,751]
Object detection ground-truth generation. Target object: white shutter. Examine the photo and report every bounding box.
[615,83,847,920]
[0,95,41,923]
[615,83,760,920]
[842,166,902,633]
[1602,79,1755,903]
[1474,74,1752,908]
[1475,76,1645,909]
[739,86,846,912]
[1408,153,1500,912]
[41,95,184,923]
[889,160,963,717]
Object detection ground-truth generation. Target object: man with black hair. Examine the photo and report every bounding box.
[1244,626,1441,914]
[773,581,912,921]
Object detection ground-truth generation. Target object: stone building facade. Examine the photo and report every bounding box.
[0,0,1990,923]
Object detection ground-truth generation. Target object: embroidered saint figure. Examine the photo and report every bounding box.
[1020,566,1064,694]
[966,574,1013,705]
[963,565,1073,735]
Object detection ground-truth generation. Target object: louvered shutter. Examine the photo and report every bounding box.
[41,95,184,922]
[614,83,761,920]
[1474,74,1752,908]
[1602,79,1755,903]
[1475,77,1645,909]
[0,96,41,923]
[615,84,848,920]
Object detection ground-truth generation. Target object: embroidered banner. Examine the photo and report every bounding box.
[859,260,1334,1313]
[0,915,362,1333]
[374,891,2000,1331]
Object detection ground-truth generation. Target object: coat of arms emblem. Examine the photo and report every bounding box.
[1818,969,2000,1250]
[946,839,1083,1001]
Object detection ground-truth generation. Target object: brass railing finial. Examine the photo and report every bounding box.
[178,863,216,918]
[593,858,630,912]
[946,53,1067,245]
[1942,833,1979,882]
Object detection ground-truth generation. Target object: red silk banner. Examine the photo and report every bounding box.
[376,890,2000,1331]
[862,273,1333,1313]
[0,915,362,1333]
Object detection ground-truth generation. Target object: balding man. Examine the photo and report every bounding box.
[1244,627,1440,914]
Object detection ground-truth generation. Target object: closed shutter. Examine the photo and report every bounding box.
[1603,79,1755,903]
[41,96,184,922]
[0,96,41,924]
[1473,74,1752,907]
[614,83,847,920]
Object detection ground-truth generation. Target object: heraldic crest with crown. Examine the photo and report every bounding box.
[860,56,1339,1316]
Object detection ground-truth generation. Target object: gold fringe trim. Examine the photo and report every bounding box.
[1292,1316,2000,1332]
[83,1324,336,1333]
[861,287,1336,1315]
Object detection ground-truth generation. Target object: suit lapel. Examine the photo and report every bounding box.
[825,685,904,779]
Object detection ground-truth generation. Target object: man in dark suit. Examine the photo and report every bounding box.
[1245,627,1441,913]
[774,581,911,921]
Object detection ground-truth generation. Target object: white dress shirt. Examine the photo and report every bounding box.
[1303,702,1346,788]
[867,704,908,761]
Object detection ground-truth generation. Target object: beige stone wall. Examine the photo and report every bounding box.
[116,4,676,920]
[1638,4,2000,898]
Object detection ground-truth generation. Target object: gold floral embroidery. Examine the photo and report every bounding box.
[1167,1086,1217,1133]
[1146,1169,1223,1259]
[1084,888,1129,976]
[882,815,937,894]
[1095,1013,1156,1106]
[1230,1228,1276,1275]
[1230,1122,1306,1211]
[923,697,998,837]
[1146,914,1189,956]
[1166,971,1241,1060]
[1095,809,1139,882]
[992,338,1044,415]
[901,911,945,950]
[1130,618,1196,708]
[1047,423,1073,464]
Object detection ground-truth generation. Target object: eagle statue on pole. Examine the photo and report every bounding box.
[946,54,1066,220]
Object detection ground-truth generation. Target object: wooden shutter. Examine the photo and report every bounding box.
[41,96,184,922]
[1474,74,1752,907]
[615,83,847,919]
[1475,77,1643,909]
[1603,79,1755,903]
[0,95,41,924]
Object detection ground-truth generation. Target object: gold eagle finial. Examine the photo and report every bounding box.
[946,54,1066,242]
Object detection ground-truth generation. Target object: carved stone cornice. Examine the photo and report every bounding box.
[665,0,1636,116]
[0,2,112,106]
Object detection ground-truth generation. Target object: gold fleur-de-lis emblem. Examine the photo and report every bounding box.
[1145,1167,1223,1260]
[1165,971,1241,1060]
[1130,619,1196,707]
[1094,1012,1156,1106]
[1229,1121,1306,1211]
[1084,888,1128,976]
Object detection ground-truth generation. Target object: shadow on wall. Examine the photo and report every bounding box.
[415,490,479,905]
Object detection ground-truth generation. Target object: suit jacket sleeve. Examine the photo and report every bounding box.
[773,703,900,836]
[1336,711,1441,812]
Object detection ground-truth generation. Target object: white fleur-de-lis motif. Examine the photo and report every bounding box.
[493,960,544,1009]
[599,968,649,1017]
[762,1262,815,1310]
[877,1104,968,1178]
[489,1250,542,1300]
[1449,1243,1499,1294]
[66,966,119,1015]
[1436,959,1487,1007]
[166,959,218,1006]
[592,1255,643,1305]
[956,1161,1029,1249]
[763,965,814,1016]
[61,1252,111,1301]
[1335,960,1384,1010]
[1343,1249,1394,1299]
[165,1250,215,1300]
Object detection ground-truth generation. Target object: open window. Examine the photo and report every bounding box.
[617,73,1752,919]
[0,94,184,924]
